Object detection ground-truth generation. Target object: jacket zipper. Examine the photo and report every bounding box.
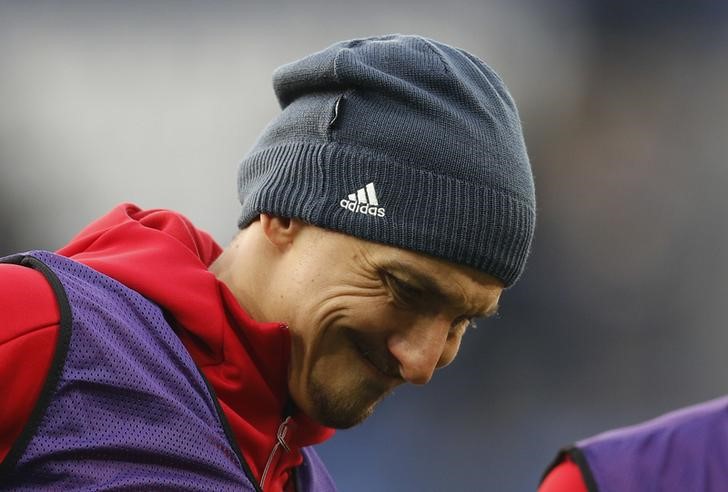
[259,416,292,491]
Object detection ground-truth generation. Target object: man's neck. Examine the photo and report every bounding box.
[209,227,273,325]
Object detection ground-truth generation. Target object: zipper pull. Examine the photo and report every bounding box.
[260,416,293,490]
[277,416,292,452]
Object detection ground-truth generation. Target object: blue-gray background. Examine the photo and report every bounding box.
[2,1,728,490]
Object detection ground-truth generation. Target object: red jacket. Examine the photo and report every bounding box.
[0,203,334,492]
[539,457,588,492]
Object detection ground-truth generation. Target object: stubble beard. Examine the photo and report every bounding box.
[308,373,393,429]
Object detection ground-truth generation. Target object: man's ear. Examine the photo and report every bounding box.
[259,214,304,251]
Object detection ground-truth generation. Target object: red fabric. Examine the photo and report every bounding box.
[1,203,334,492]
[0,265,60,463]
[539,456,589,492]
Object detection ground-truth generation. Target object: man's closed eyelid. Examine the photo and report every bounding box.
[384,273,423,299]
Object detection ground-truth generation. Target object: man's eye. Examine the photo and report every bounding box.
[384,274,422,306]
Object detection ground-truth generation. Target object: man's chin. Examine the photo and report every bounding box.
[307,381,389,429]
[317,403,375,429]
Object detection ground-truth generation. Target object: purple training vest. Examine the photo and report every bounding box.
[0,251,336,491]
[543,397,728,492]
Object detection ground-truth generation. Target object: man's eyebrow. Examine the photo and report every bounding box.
[480,302,500,319]
[381,261,500,318]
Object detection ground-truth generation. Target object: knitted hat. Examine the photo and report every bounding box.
[238,34,535,287]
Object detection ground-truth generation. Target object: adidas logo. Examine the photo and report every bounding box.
[339,182,386,218]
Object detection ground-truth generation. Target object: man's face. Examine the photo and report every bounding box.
[275,223,503,429]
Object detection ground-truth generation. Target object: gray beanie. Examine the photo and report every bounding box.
[238,34,535,287]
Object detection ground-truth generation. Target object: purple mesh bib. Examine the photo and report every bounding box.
[545,397,728,492]
[0,251,336,492]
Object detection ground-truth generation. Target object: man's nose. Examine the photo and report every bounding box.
[386,315,451,385]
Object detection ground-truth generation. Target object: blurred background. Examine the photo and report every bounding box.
[2,0,728,490]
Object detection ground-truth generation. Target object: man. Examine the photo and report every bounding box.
[0,34,535,491]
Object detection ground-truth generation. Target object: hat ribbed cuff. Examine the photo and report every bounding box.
[238,141,535,287]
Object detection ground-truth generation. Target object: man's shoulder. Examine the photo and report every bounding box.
[0,262,60,343]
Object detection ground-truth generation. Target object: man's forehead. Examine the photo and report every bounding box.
[310,226,503,297]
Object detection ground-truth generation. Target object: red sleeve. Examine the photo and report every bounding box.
[539,456,589,492]
[0,264,60,463]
